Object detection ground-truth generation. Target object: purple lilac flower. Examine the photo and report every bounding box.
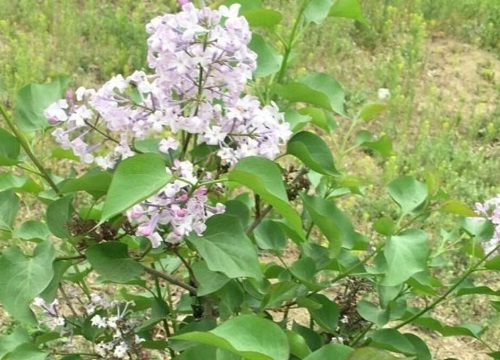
[45,3,291,245]
[474,195,500,255]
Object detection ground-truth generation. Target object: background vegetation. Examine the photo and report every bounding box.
[1,0,499,357]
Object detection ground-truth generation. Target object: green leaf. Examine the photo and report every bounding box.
[249,34,283,77]
[307,294,340,333]
[223,0,262,12]
[382,229,429,286]
[285,108,311,132]
[0,173,29,192]
[60,170,112,199]
[298,107,337,134]
[302,194,366,254]
[304,0,334,24]
[286,131,339,176]
[404,333,432,360]
[0,329,31,358]
[0,128,20,165]
[485,256,500,270]
[369,329,416,355]
[86,242,143,283]
[46,195,74,238]
[373,217,395,236]
[329,0,367,23]
[285,330,311,359]
[188,215,262,279]
[357,300,389,327]
[412,316,483,338]
[456,285,500,296]
[358,103,388,122]
[439,200,477,217]
[228,157,303,236]
[14,220,50,241]
[254,220,287,253]
[361,135,393,158]
[301,73,345,115]
[290,257,323,290]
[173,315,289,360]
[304,344,353,360]
[0,240,55,324]
[388,176,428,215]
[0,191,20,231]
[292,322,322,352]
[347,347,401,360]
[271,73,345,115]
[2,342,47,360]
[244,9,282,28]
[101,153,170,222]
[460,217,494,242]
[192,260,230,296]
[15,77,69,132]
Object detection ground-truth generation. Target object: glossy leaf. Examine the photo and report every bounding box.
[388,176,428,215]
[0,329,31,358]
[0,241,55,324]
[0,191,20,231]
[244,9,282,28]
[173,315,289,360]
[329,0,367,23]
[2,343,47,360]
[254,220,287,252]
[228,156,303,236]
[413,316,483,338]
[14,220,50,241]
[304,344,353,360]
[100,153,170,222]
[0,173,40,193]
[298,107,337,134]
[301,73,345,115]
[302,194,366,253]
[304,0,333,24]
[369,329,416,355]
[347,347,401,360]
[249,34,282,77]
[60,170,112,199]
[382,229,430,286]
[223,0,262,12]
[285,330,311,359]
[192,260,230,296]
[307,294,340,333]
[15,77,69,132]
[272,73,345,115]
[439,200,477,216]
[86,242,143,283]
[286,131,339,176]
[46,195,74,238]
[188,215,262,279]
[0,128,20,166]
[358,102,388,122]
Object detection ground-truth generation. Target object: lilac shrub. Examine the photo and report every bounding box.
[0,1,499,359]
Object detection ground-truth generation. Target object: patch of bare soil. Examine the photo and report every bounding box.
[417,36,500,124]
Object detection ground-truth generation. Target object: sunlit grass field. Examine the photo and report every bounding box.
[1,0,499,356]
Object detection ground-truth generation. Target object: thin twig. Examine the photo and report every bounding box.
[142,264,197,294]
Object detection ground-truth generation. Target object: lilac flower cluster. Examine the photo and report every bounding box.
[44,3,291,247]
[474,195,500,255]
[32,293,146,359]
[44,3,290,168]
[127,160,225,246]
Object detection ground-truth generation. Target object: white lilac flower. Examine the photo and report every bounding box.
[474,195,500,255]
